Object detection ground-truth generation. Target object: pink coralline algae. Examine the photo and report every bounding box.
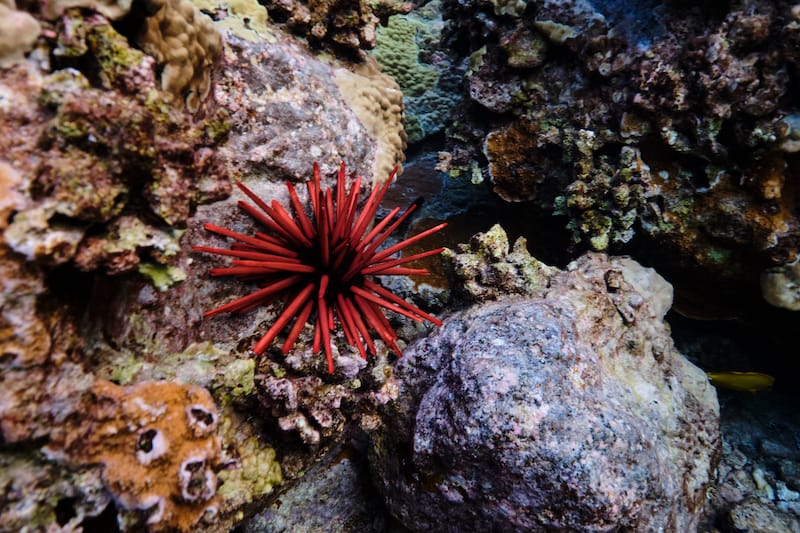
[195,162,446,373]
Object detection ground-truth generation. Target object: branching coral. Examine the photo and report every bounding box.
[195,162,446,373]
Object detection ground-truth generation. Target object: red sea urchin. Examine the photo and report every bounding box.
[194,162,447,373]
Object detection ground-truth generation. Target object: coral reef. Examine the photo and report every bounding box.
[258,373,350,445]
[39,0,223,112]
[371,252,719,531]
[438,0,800,310]
[0,6,420,530]
[46,380,222,531]
[557,143,652,250]
[482,117,553,201]
[334,58,407,180]
[442,223,556,302]
[1,19,229,274]
[259,0,412,52]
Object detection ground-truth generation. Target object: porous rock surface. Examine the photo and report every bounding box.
[370,253,720,531]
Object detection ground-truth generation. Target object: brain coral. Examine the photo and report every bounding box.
[372,15,439,98]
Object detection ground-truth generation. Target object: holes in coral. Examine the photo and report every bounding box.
[178,457,216,502]
[135,428,167,464]
[137,428,157,453]
[80,501,121,533]
[55,497,78,526]
[187,405,218,436]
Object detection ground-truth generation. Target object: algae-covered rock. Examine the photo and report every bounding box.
[241,445,388,532]
[443,223,556,302]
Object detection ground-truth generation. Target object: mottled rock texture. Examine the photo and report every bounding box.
[217,34,403,187]
[370,253,720,531]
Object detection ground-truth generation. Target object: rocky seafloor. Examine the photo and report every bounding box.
[1,0,799,531]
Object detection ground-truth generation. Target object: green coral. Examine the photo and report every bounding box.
[137,262,187,291]
[217,414,283,508]
[373,15,439,97]
[213,358,256,404]
[373,5,463,144]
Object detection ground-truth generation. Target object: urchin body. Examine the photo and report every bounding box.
[195,162,446,372]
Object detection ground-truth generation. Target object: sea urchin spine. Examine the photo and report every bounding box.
[194,162,447,373]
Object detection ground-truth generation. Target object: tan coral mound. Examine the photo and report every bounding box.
[0,1,41,68]
[334,57,407,181]
[139,0,223,111]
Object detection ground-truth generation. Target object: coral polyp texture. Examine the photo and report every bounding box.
[195,163,447,372]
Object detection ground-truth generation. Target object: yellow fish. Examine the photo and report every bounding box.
[706,371,775,393]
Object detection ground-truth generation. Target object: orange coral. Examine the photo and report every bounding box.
[47,380,222,531]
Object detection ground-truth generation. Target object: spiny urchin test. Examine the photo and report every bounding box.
[194,162,447,373]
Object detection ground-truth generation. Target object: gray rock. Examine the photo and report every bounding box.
[369,253,720,532]
[241,445,388,533]
[729,498,800,533]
